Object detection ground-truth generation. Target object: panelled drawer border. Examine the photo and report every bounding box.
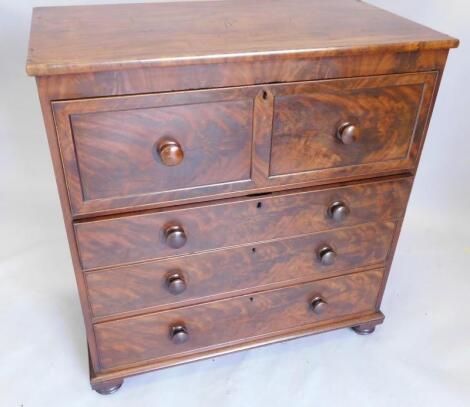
[53,72,435,218]
[262,71,437,180]
[52,86,264,216]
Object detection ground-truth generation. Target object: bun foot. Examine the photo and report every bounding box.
[92,379,124,395]
[352,322,377,335]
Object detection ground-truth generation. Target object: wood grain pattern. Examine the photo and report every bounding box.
[75,177,411,270]
[26,0,458,75]
[34,82,102,372]
[26,0,458,391]
[270,72,435,176]
[37,50,449,101]
[86,222,395,319]
[70,100,253,201]
[94,269,383,371]
[91,311,385,386]
[53,86,261,216]
[53,73,432,217]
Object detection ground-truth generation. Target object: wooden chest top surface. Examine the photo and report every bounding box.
[26,0,458,76]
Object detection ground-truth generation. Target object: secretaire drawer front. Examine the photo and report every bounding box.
[95,269,382,370]
[52,87,259,216]
[75,177,411,270]
[269,72,437,180]
[86,222,395,318]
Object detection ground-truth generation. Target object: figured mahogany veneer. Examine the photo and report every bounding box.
[86,222,395,319]
[75,177,411,270]
[54,73,432,216]
[53,88,258,215]
[270,72,435,177]
[27,0,458,394]
[26,0,458,76]
[94,269,383,371]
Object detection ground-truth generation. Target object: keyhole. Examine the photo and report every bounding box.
[262,90,268,100]
[257,202,262,209]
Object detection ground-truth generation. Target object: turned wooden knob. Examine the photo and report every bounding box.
[164,225,187,249]
[166,272,186,295]
[170,325,189,344]
[327,201,350,221]
[158,138,184,166]
[310,296,328,315]
[337,122,360,145]
[318,245,337,266]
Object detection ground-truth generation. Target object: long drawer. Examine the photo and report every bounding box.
[86,222,395,319]
[75,177,411,270]
[94,269,383,371]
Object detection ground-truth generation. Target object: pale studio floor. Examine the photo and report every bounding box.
[1,0,470,405]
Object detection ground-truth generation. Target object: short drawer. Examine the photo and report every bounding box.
[52,87,259,215]
[94,269,383,370]
[75,177,411,270]
[269,72,436,181]
[86,222,395,318]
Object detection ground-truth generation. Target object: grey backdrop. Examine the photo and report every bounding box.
[1,0,469,405]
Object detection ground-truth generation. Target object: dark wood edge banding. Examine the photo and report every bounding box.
[90,310,385,384]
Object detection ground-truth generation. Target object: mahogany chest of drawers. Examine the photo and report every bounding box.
[26,0,458,394]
